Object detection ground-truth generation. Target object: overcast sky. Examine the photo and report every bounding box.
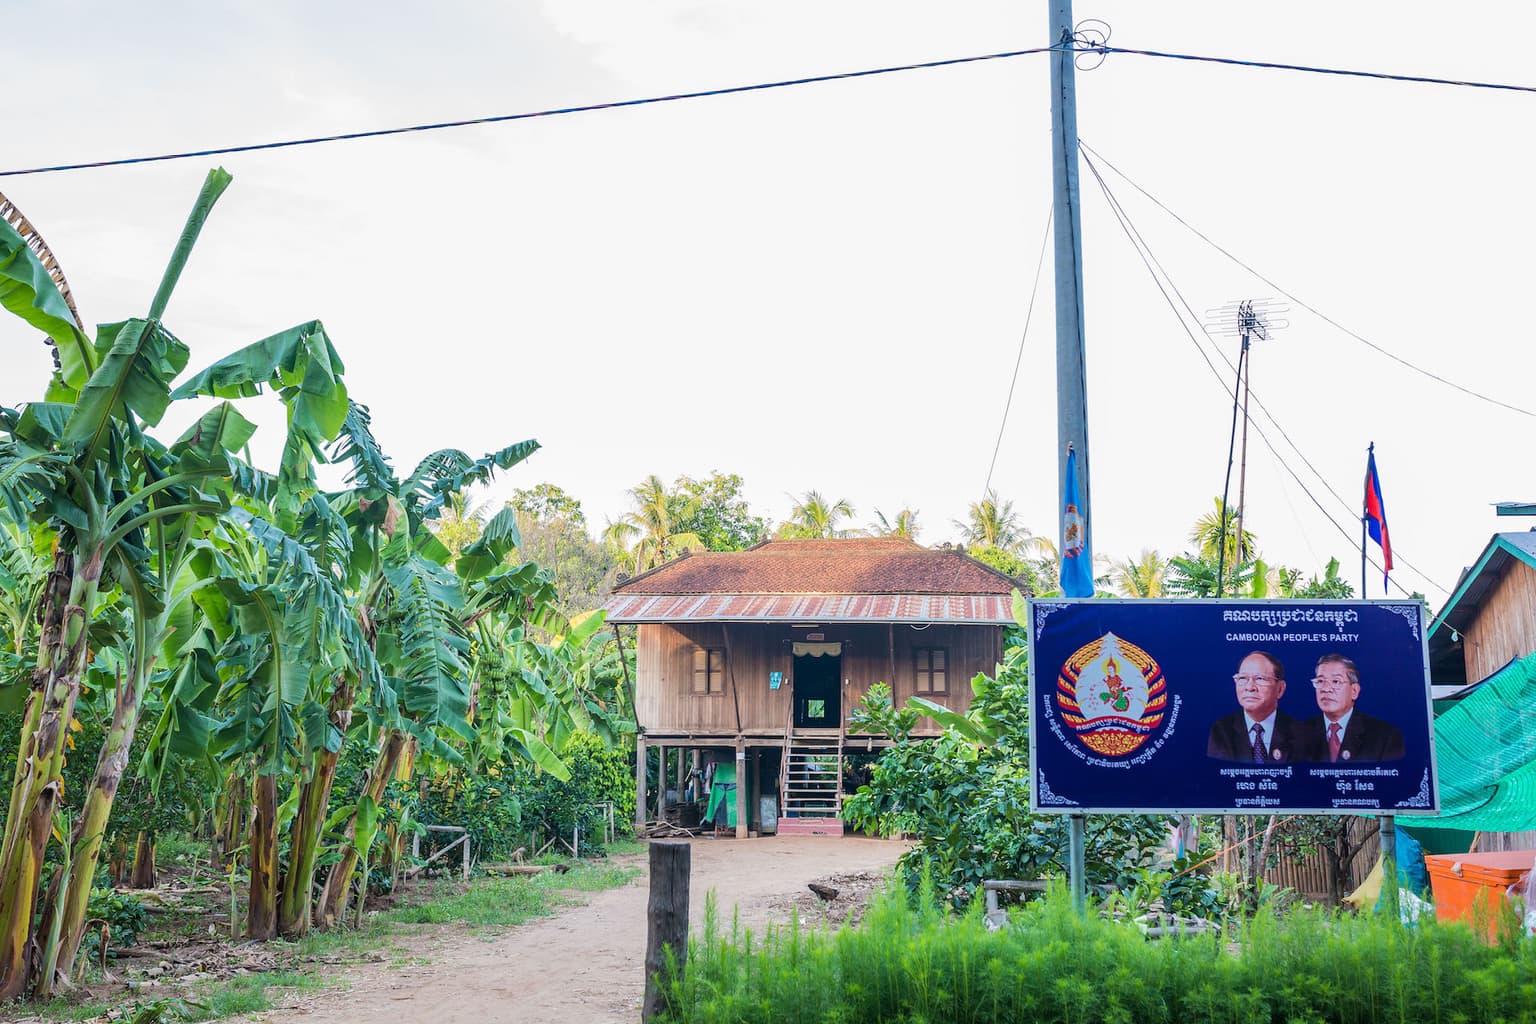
[4,1,1534,605]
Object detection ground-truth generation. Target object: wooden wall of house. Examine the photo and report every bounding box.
[1465,561,1536,682]
[634,621,1004,739]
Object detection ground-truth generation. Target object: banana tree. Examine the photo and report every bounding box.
[313,430,542,929]
[0,169,246,997]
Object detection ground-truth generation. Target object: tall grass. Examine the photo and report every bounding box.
[660,886,1536,1024]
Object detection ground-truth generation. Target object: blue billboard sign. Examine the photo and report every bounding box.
[1028,599,1438,815]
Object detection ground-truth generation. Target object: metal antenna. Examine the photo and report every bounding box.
[1202,299,1288,593]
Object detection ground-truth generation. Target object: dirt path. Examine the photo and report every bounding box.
[252,836,904,1024]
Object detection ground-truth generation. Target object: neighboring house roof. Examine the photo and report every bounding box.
[1427,530,1536,682]
[603,538,1021,624]
[1431,531,1536,637]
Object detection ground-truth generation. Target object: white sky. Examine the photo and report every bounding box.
[4,0,1534,605]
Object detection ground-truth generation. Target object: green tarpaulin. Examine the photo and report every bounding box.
[1416,652,1536,831]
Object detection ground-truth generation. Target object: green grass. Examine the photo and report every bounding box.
[383,861,639,927]
[22,857,638,1023]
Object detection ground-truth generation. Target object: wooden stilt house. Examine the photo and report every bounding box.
[603,538,1020,837]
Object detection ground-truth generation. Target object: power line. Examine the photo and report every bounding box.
[0,46,1056,179]
[8,39,1536,180]
[1080,149,1447,598]
[1079,141,1536,419]
[1091,45,1536,96]
[984,206,1053,498]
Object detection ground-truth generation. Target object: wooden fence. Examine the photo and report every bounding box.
[1261,817,1379,901]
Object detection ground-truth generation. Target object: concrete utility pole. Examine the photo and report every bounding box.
[1051,0,1091,562]
[1049,0,1089,915]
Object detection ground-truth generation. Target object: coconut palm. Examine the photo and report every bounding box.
[782,490,856,539]
[869,506,921,541]
[1112,549,1169,598]
[1190,497,1259,566]
[956,490,1049,554]
[606,475,704,572]
[432,489,490,558]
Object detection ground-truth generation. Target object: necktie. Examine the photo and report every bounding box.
[1250,723,1266,763]
[1328,722,1342,762]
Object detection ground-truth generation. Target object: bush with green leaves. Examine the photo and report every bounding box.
[507,732,632,857]
[660,885,1536,1024]
[80,887,147,964]
[412,732,634,863]
[843,615,1169,907]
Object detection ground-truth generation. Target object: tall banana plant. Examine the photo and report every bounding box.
[0,169,358,992]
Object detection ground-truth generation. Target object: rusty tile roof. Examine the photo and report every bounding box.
[603,538,1021,624]
[603,592,1015,624]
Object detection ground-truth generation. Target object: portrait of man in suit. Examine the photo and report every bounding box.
[1299,653,1405,762]
[1206,651,1303,763]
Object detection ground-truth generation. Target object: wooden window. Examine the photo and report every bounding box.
[692,647,725,695]
[914,647,948,694]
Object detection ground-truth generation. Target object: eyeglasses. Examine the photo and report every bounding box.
[1311,677,1353,690]
[1232,674,1277,686]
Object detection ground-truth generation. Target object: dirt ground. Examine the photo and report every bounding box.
[245,835,905,1024]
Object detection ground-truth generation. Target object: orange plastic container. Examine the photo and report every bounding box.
[1424,850,1534,938]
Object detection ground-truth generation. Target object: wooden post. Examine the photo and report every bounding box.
[750,749,761,831]
[735,741,748,840]
[676,745,687,804]
[636,735,648,831]
[655,745,667,820]
[642,840,691,1021]
[462,831,471,881]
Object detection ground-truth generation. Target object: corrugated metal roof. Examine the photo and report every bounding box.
[604,592,1014,624]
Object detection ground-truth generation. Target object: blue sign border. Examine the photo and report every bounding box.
[1027,598,1440,815]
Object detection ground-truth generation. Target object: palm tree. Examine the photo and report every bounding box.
[869,506,921,541]
[607,475,704,572]
[1190,497,1258,566]
[782,490,856,539]
[1112,549,1168,598]
[956,490,1049,554]
[431,489,490,558]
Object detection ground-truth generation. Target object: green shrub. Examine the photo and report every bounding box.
[660,886,1536,1024]
[81,887,147,963]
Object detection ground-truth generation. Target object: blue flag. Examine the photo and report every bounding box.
[1060,446,1093,598]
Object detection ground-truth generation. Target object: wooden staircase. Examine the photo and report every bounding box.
[777,732,844,835]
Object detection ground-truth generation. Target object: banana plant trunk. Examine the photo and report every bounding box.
[247,773,279,940]
[0,549,101,1000]
[130,833,156,889]
[317,729,404,929]
[278,679,355,938]
[211,774,246,872]
[35,668,148,990]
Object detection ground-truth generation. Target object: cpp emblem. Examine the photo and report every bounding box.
[1056,632,1168,757]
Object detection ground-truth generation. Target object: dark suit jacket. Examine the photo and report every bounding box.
[1294,710,1406,762]
[1207,710,1304,763]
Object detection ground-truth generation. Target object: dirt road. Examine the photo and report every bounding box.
[254,835,904,1024]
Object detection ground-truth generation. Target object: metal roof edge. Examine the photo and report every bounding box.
[1428,534,1536,636]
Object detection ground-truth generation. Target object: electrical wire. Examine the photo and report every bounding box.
[1091,45,1536,96]
[1078,141,1536,420]
[983,206,1052,498]
[9,40,1536,180]
[0,46,1057,179]
[1079,145,1453,596]
[1080,149,1447,598]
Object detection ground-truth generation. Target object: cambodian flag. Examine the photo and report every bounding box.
[1364,444,1392,589]
[1060,445,1094,598]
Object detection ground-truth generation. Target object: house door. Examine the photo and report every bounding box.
[792,650,841,729]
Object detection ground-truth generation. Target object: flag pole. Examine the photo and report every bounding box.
[1360,443,1371,598]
